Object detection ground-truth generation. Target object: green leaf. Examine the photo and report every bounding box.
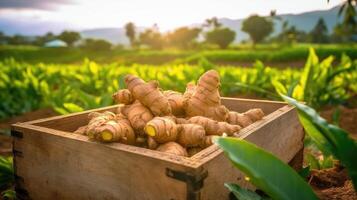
[300,48,318,102]
[272,80,287,95]
[1,189,16,200]
[63,103,84,113]
[225,183,270,200]
[0,156,14,188]
[281,95,357,190]
[319,156,334,169]
[332,108,341,126]
[215,137,318,200]
[305,153,320,170]
[298,166,311,179]
[53,107,69,115]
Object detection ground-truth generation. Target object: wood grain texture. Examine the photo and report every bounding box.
[199,105,304,200]
[12,124,200,200]
[12,98,303,200]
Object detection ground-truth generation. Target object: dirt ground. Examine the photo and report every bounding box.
[320,106,357,140]
[310,165,357,200]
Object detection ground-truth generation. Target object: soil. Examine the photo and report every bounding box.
[309,165,357,200]
[320,106,357,140]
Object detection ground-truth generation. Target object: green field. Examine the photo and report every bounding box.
[1,48,356,120]
[1,44,356,66]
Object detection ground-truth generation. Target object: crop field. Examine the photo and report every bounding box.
[1,44,357,66]
[1,49,356,121]
[0,47,357,200]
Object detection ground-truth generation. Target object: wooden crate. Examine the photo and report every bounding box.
[11,98,304,200]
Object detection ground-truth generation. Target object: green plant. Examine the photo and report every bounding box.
[1,189,16,200]
[282,95,357,190]
[0,156,14,199]
[273,48,357,109]
[216,137,318,200]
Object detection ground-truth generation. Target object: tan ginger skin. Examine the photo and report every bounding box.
[125,74,171,116]
[120,100,153,133]
[163,90,185,116]
[183,70,229,121]
[176,124,206,147]
[188,116,241,136]
[112,89,134,105]
[74,69,266,156]
[227,109,265,127]
[86,111,116,139]
[157,142,188,156]
[200,135,215,148]
[147,137,159,149]
[144,117,178,143]
[95,118,136,145]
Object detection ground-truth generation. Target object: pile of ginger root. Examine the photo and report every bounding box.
[74,70,265,157]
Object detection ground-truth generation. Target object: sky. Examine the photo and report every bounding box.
[0,0,343,31]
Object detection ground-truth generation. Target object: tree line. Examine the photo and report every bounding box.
[0,31,113,51]
[124,15,355,50]
[0,6,355,50]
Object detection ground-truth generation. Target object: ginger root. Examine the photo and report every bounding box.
[177,124,205,147]
[147,137,159,149]
[183,70,229,121]
[77,70,266,157]
[125,75,171,116]
[200,135,215,148]
[74,125,87,135]
[227,109,264,127]
[157,142,188,156]
[94,118,136,145]
[188,116,241,136]
[144,117,178,143]
[86,111,116,139]
[112,89,134,105]
[120,101,153,133]
[163,90,185,116]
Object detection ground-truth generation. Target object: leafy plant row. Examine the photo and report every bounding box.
[0,49,356,120]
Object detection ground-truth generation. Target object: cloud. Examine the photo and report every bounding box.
[0,0,76,10]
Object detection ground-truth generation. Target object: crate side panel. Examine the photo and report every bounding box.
[30,106,118,132]
[13,128,187,200]
[200,107,304,200]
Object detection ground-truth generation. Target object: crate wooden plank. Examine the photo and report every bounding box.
[199,105,304,199]
[25,105,119,132]
[12,124,201,200]
[12,98,303,200]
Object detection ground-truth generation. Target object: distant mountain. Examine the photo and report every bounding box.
[0,5,344,44]
[218,5,341,42]
[80,27,145,45]
[80,28,128,44]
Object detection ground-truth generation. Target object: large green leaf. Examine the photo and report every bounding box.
[282,95,357,190]
[215,137,318,200]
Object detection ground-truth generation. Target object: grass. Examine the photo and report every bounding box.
[0,44,356,66]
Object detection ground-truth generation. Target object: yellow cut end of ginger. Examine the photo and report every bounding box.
[101,131,113,141]
[145,125,156,137]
